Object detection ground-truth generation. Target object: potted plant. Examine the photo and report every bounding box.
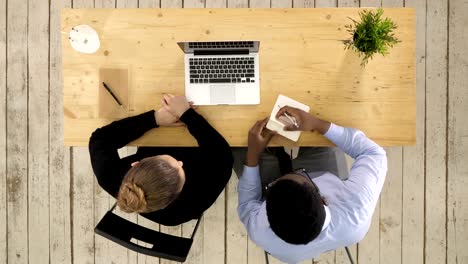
[344,8,400,65]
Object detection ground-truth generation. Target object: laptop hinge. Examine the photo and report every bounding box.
[194,49,250,56]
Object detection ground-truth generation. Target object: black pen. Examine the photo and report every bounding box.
[102,82,123,107]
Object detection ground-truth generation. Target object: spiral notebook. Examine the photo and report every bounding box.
[266,95,310,142]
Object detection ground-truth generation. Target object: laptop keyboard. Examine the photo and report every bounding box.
[189,57,256,84]
[189,41,254,49]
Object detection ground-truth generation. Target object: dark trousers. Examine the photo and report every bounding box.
[232,147,349,189]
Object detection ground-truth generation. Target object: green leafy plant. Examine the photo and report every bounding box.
[345,8,400,65]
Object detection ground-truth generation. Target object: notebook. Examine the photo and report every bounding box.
[98,68,129,119]
[266,95,310,142]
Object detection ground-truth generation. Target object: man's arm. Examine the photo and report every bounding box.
[237,118,276,238]
[324,123,387,198]
[277,106,387,203]
[237,166,263,228]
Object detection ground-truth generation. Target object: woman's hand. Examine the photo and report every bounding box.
[154,107,184,127]
[162,94,192,118]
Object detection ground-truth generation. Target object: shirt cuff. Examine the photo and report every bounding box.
[142,110,159,128]
[179,108,199,125]
[238,165,262,203]
[240,165,261,185]
[242,165,260,177]
[323,123,344,142]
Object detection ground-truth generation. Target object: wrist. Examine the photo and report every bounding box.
[314,118,331,134]
[304,115,318,131]
[154,110,159,126]
[246,149,260,167]
[177,107,190,118]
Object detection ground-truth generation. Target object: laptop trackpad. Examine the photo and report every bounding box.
[210,85,236,105]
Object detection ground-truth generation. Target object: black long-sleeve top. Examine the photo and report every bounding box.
[89,109,233,226]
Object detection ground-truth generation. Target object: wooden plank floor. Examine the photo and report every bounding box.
[1,0,467,263]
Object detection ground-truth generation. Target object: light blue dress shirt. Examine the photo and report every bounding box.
[237,123,388,264]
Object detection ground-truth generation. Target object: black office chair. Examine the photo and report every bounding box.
[95,203,202,262]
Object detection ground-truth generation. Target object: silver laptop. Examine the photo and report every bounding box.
[178,41,260,105]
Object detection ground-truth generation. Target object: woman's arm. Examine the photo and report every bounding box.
[88,110,159,196]
[180,109,232,159]
[179,109,234,214]
[163,95,233,168]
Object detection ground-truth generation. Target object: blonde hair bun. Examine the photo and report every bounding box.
[117,182,147,213]
[117,156,183,214]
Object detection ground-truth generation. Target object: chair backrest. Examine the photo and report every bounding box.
[95,206,202,262]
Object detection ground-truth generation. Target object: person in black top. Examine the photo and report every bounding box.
[89,94,233,226]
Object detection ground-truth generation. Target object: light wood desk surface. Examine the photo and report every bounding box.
[62,8,415,147]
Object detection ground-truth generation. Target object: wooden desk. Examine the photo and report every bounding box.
[62,8,415,147]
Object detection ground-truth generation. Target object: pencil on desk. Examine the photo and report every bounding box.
[102,82,123,107]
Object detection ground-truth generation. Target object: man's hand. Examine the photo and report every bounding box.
[162,94,193,118]
[154,107,184,127]
[276,106,331,134]
[246,118,277,167]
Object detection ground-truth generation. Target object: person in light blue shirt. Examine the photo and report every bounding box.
[236,106,388,264]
